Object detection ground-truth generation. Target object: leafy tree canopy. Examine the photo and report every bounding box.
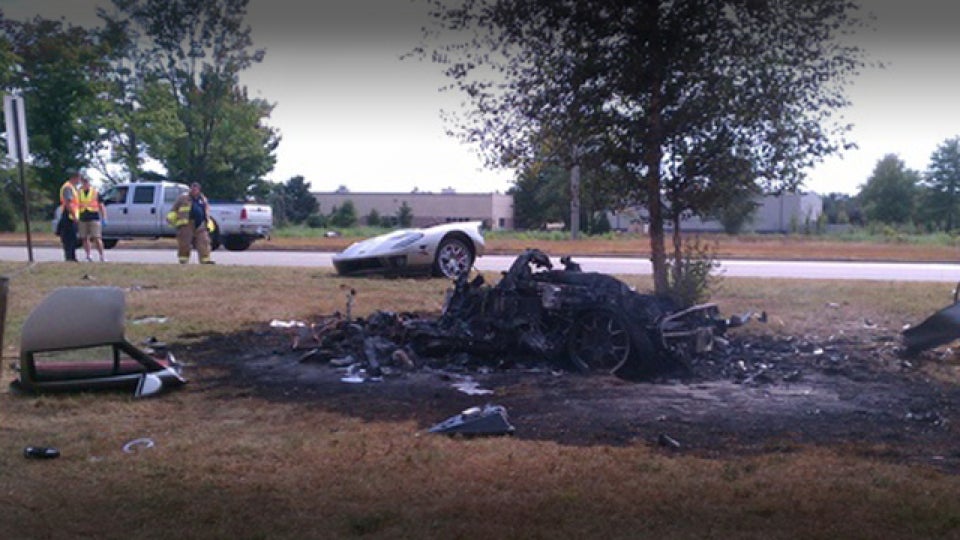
[100,0,278,198]
[422,0,867,294]
[1,15,115,198]
[921,136,960,230]
[859,154,918,225]
[329,200,357,228]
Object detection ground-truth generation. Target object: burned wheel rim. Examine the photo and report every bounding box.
[567,310,632,374]
[435,237,473,278]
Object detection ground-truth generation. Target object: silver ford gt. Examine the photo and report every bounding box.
[332,221,485,278]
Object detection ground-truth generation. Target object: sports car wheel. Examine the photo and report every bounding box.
[433,236,474,278]
[567,309,632,374]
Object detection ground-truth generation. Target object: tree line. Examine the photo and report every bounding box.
[513,134,960,236]
[0,0,278,214]
[268,175,414,229]
[836,138,960,232]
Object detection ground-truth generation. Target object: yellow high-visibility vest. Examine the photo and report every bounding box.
[77,187,100,216]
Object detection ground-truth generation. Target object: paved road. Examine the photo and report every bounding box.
[2,246,959,282]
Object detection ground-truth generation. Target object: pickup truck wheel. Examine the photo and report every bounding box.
[223,235,252,251]
[102,239,118,249]
[433,235,474,279]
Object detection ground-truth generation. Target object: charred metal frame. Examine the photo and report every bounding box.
[428,249,740,377]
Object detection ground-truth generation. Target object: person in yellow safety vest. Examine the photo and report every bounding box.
[169,182,215,264]
[77,176,108,262]
[56,171,82,262]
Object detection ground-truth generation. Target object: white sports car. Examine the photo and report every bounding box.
[332,221,485,278]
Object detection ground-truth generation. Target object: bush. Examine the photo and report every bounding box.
[305,213,327,229]
[665,237,722,308]
[328,201,357,228]
[0,192,18,232]
[396,202,413,228]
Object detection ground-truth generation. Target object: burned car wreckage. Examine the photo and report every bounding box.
[306,249,746,378]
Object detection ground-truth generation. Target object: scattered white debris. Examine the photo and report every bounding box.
[131,316,168,325]
[122,438,155,454]
[270,319,306,328]
[452,380,494,396]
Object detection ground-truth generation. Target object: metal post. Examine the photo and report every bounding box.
[0,276,8,371]
[10,99,33,262]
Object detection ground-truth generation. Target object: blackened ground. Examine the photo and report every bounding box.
[186,323,960,472]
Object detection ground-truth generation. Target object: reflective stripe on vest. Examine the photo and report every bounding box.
[174,203,190,227]
[59,182,79,220]
[77,188,99,215]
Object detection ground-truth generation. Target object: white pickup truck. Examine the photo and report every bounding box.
[66,181,273,251]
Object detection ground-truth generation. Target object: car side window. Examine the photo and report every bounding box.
[164,186,186,203]
[132,186,155,204]
[102,186,128,205]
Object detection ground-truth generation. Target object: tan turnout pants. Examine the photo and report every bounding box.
[176,224,212,264]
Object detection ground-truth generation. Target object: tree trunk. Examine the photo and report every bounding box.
[646,165,668,295]
[570,163,581,240]
[672,213,683,286]
[643,5,668,295]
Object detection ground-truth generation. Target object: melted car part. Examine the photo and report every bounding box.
[14,287,186,395]
[428,404,515,436]
[902,300,960,354]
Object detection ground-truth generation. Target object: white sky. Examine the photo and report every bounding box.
[2,0,960,195]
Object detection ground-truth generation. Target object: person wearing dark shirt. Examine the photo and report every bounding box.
[169,182,215,264]
[77,176,108,262]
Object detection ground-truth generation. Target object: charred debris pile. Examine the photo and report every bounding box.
[275,249,792,383]
[271,248,955,386]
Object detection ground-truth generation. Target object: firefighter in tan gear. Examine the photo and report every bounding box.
[169,182,215,264]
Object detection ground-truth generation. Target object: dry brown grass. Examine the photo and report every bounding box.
[1,262,960,539]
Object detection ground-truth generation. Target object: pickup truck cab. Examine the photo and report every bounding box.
[97,181,272,251]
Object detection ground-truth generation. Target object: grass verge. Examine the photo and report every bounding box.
[0,262,959,539]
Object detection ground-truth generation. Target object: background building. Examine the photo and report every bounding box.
[314,190,515,230]
[608,192,823,234]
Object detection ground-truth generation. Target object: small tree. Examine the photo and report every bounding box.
[366,208,381,227]
[305,213,326,228]
[328,200,357,228]
[859,154,919,225]
[588,211,611,235]
[922,136,960,231]
[0,190,18,232]
[396,202,413,228]
[266,183,288,227]
[283,175,319,224]
[665,237,721,308]
[714,197,759,235]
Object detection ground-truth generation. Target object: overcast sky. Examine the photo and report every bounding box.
[2,0,960,195]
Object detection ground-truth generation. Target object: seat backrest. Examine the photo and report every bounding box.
[21,287,126,355]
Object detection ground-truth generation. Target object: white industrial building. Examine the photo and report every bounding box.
[313,190,515,230]
[608,192,823,234]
